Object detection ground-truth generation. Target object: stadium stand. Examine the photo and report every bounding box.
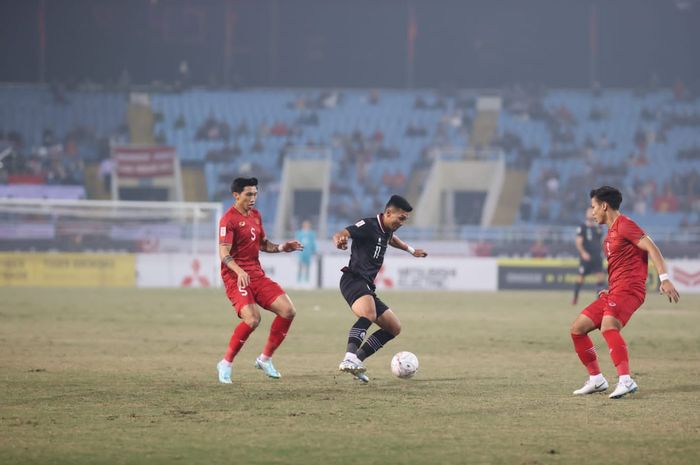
[2,84,699,248]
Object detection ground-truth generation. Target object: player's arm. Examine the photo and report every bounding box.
[390,235,428,257]
[260,237,303,253]
[333,229,351,250]
[636,236,680,303]
[219,243,250,288]
[575,235,590,261]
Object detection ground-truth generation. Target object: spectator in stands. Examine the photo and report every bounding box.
[270,121,290,137]
[367,89,380,105]
[653,184,680,212]
[235,119,250,136]
[589,106,609,121]
[530,238,549,258]
[251,137,264,154]
[173,113,186,129]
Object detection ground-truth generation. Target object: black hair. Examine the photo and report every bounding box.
[590,185,622,210]
[231,177,258,194]
[385,194,413,212]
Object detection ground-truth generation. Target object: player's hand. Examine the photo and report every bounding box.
[660,279,680,303]
[237,270,250,289]
[597,289,608,297]
[581,251,591,262]
[412,248,428,258]
[334,235,348,250]
[280,240,303,252]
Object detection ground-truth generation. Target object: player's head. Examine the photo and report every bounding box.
[383,194,413,231]
[231,177,258,211]
[589,185,622,224]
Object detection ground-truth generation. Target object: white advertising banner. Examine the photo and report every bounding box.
[136,254,219,288]
[667,260,700,294]
[259,254,319,290]
[322,255,498,291]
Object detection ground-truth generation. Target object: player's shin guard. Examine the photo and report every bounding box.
[571,333,601,376]
[356,329,395,361]
[224,321,255,363]
[602,329,630,376]
[346,317,372,354]
[262,315,294,358]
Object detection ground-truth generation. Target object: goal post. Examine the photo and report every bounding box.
[0,198,224,287]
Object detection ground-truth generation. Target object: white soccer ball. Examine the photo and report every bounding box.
[390,351,419,379]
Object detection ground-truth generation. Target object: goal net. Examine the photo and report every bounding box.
[0,198,223,256]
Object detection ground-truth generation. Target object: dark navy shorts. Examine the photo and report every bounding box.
[340,271,389,318]
[578,259,603,276]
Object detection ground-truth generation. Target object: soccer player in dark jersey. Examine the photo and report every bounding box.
[332,195,428,383]
[216,177,304,384]
[572,208,606,305]
[570,186,679,398]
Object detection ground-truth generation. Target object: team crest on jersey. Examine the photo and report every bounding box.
[239,221,246,227]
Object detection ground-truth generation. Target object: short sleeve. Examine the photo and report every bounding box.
[346,218,370,240]
[576,225,584,237]
[619,217,646,244]
[219,216,234,244]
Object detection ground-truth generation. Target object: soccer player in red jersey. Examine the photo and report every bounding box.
[216,177,303,383]
[570,186,680,398]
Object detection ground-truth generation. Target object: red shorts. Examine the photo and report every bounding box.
[224,275,286,317]
[581,292,644,328]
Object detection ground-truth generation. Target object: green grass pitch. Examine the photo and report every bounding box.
[1,288,699,465]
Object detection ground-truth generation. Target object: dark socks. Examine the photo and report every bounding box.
[346,317,372,354]
[357,329,395,361]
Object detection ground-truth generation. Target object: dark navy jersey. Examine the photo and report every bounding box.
[344,214,393,284]
[577,222,603,257]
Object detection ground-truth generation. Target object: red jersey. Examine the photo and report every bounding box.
[218,206,267,281]
[604,214,648,298]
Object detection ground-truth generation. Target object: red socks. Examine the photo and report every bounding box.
[571,333,601,375]
[262,316,294,358]
[602,329,630,376]
[224,321,255,363]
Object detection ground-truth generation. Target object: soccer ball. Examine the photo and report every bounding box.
[390,351,419,379]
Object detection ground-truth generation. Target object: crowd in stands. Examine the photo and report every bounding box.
[3,83,700,252]
[0,84,128,198]
[495,82,700,229]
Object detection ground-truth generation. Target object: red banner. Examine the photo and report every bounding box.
[112,146,177,178]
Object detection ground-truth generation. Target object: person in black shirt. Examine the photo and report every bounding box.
[332,195,428,382]
[572,208,606,305]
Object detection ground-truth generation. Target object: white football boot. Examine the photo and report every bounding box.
[254,357,281,379]
[609,378,638,399]
[354,373,370,383]
[573,377,609,395]
[217,360,232,384]
[338,357,366,376]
